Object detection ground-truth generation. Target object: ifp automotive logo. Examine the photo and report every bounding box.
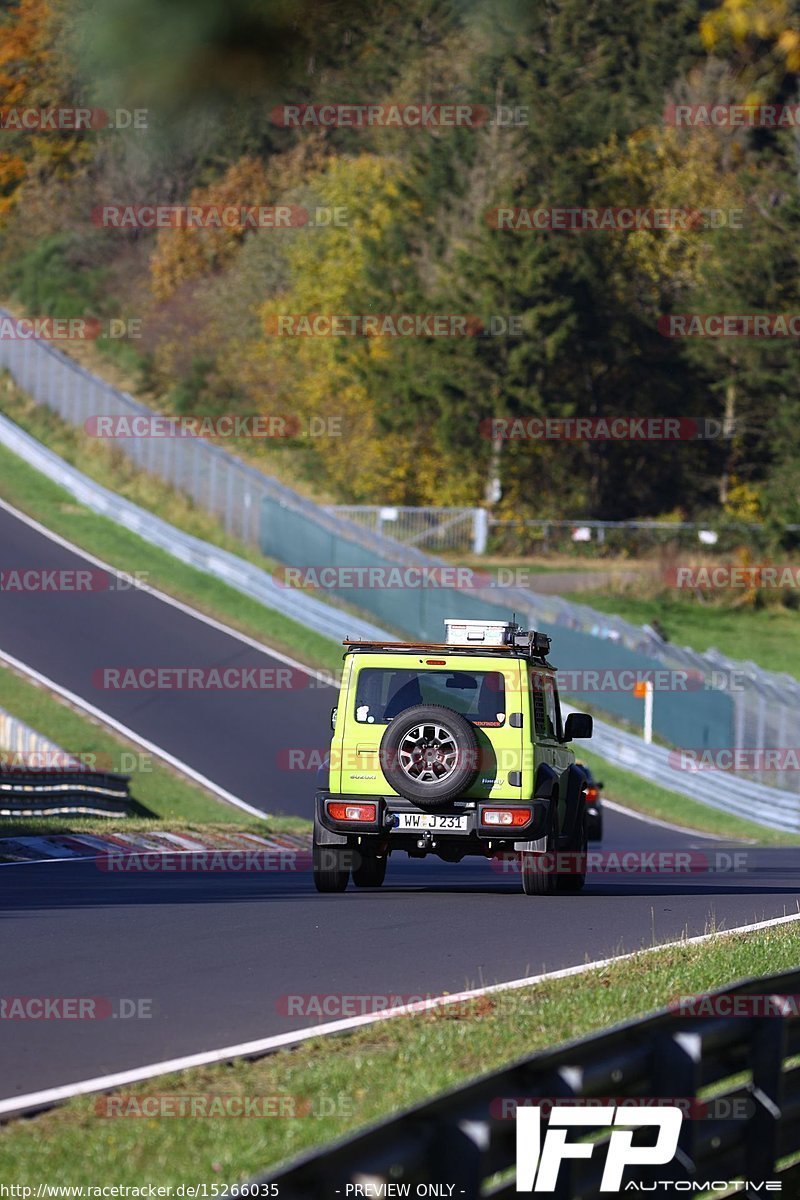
[516,1104,682,1191]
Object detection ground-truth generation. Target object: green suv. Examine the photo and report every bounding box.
[313,619,593,896]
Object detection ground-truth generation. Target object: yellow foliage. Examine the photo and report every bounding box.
[234,154,422,500]
[149,157,273,300]
[724,477,762,520]
[589,125,745,300]
[0,0,89,220]
[701,0,800,70]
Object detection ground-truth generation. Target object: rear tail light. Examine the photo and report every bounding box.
[481,807,531,828]
[327,801,377,822]
[586,787,599,803]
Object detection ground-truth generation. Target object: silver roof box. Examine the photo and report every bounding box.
[444,619,517,646]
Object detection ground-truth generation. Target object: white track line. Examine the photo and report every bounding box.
[602,798,731,842]
[0,647,267,821]
[2,908,799,1120]
[0,497,337,688]
[0,501,719,840]
[0,498,739,838]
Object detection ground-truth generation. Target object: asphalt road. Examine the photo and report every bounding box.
[1,806,799,1105]
[0,502,333,816]
[1,500,798,1108]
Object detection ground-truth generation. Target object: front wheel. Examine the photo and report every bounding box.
[313,840,350,893]
[352,850,387,888]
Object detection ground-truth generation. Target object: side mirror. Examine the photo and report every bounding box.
[597,781,605,789]
[330,707,337,731]
[563,712,592,741]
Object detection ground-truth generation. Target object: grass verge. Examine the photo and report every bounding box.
[0,397,795,845]
[577,745,800,846]
[0,661,236,825]
[0,662,312,838]
[581,589,800,681]
[0,383,345,678]
[2,916,798,1183]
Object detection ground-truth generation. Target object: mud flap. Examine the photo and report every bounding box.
[559,764,588,847]
[513,834,548,854]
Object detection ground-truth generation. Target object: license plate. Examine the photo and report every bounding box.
[393,812,469,833]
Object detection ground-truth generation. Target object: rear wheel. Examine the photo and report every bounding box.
[313,840,350,893]
[352,850,387,888]
[520,845,558,896]
[379,704,480,810]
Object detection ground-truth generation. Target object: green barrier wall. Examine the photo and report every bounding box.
[262,496,734,750]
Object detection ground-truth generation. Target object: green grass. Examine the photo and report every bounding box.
[581,589,800,681]
[0,815,312,845]
[0,661,237,825]
[577,746,800,845]
[1,389,796,846]
[0,396,344,679]
[2,915,799,1184]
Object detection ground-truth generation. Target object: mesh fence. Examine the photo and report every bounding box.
[1,317,798,791]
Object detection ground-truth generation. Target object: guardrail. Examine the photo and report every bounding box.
[0,766,131,816]
[0,413,388,646]
[1,412,798,830]
[253,965,800,1197]
[561,705,800,833]
[4,325,800,787]
[0,706,80,769]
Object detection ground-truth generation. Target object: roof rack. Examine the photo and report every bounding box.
[342,629,553,664]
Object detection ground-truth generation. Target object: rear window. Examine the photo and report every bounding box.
[354,668,506,726]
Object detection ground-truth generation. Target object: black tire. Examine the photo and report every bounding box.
[313,840,350,893]
[557,812,587,894]
[352,850,387,888]
[379,704,480,810]
[520,846,558,896]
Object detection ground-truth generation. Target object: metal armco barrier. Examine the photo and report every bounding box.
[1,323,800,798]
[0,317,796,781]
[0,413,387,646]
[0,767,131,816]
[1,413,799,829]
[252,966,800,1199]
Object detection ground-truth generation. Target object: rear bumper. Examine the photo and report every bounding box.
[315,791,549,853]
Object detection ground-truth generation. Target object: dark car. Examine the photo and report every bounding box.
[576,762,604,842]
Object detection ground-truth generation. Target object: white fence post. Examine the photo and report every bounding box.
[472,508,489,555]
